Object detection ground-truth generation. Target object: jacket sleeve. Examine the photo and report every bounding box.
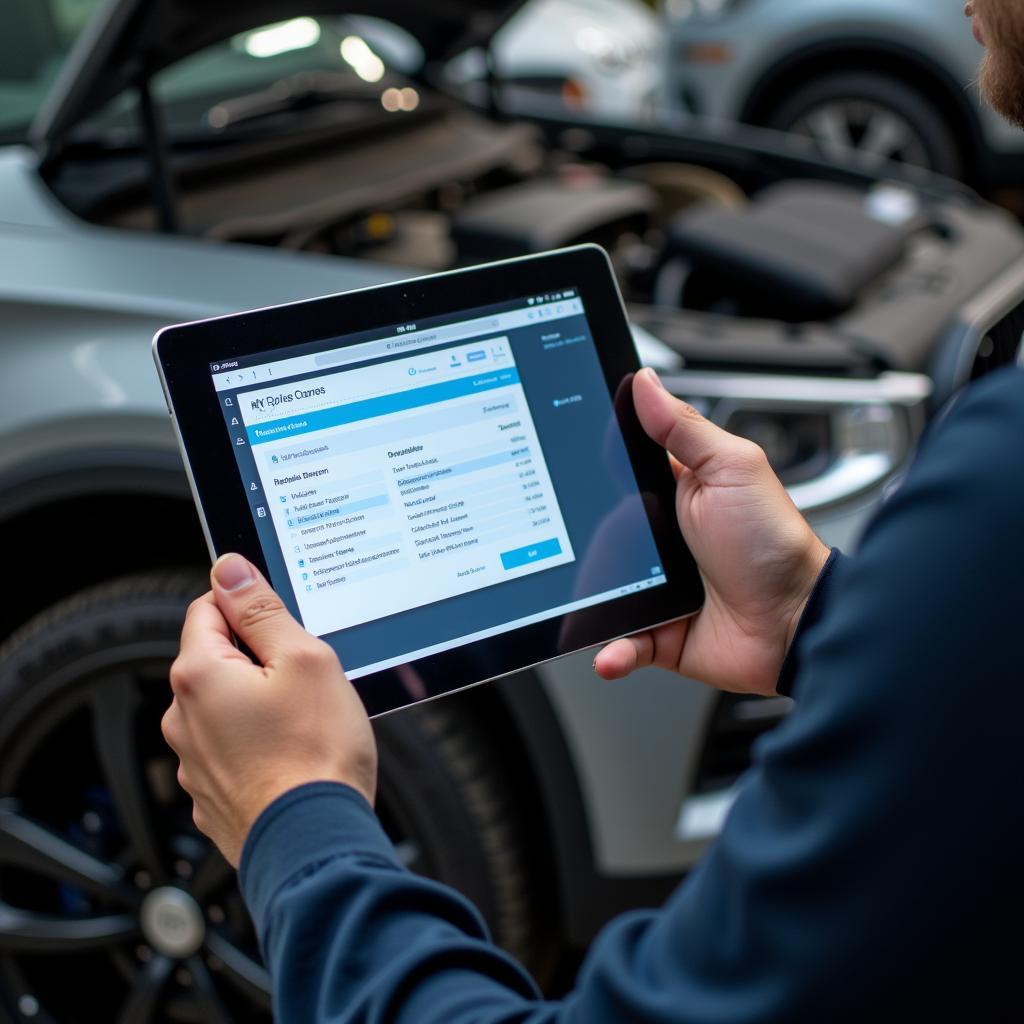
[240,367,1024,1024]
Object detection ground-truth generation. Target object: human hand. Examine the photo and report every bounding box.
[594,368,830,696]
[162,555,376,866]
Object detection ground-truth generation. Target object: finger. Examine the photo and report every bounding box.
[594,618,691,680]
[211,554,311,666]
[594,634,654,680]
[179,593,244,663]
[633,368,744,477]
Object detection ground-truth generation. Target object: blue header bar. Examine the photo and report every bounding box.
[247,369,521,445]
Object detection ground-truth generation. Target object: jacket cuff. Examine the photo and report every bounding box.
[239,781,400,930]
[776,548,845,698]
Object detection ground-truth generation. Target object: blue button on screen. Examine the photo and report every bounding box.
[500,538,562,571]
[467,350,486,362]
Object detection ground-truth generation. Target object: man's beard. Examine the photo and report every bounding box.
[977,2,1024,128]
[979,49,1024,127]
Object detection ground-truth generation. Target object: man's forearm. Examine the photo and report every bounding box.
[240,783,553,1024]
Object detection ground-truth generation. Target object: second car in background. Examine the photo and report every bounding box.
[662,0,1024,186]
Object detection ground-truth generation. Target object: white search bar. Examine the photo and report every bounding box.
[313,315,503,369]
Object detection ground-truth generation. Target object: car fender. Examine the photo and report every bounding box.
[727,0,978,96]
[492,658,716,944]
[725,4,989,152]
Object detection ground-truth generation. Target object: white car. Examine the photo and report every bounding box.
[421,0,660,122]
[490,0,659,121]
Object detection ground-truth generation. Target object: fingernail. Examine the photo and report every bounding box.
[644,367,666,391]
[213,554,255,592]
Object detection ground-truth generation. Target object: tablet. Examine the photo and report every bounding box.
[154,245,703,717]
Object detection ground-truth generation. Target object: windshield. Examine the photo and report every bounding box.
[0,0,102,142]
[71,16,424,146]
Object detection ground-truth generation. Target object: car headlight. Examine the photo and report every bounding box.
[665,0,746,23]
[574,26,648,76]
[659,371,932,514]
[722,408,831,485]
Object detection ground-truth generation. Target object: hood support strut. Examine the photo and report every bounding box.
[138,77,180,234]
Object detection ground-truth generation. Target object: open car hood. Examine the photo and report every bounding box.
[31,0,527,149]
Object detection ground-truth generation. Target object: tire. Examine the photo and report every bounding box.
[0,573,553,1022]
[764,71,964,179]
[375,701,557,977]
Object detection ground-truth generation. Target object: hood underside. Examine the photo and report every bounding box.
[32,0,527,149]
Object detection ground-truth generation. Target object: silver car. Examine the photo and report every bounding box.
[0,0,1021,1020]
[662,0,1024,184]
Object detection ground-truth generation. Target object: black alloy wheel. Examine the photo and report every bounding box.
[0,573,552,1022]
[765,71,964,179]
[0,575,270,1024]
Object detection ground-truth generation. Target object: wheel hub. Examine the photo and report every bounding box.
[793,100,928,168]
[139,886,205,959]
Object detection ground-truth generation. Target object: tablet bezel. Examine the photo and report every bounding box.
[155,245,703,717]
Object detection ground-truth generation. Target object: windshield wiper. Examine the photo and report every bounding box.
[205,71,380,130]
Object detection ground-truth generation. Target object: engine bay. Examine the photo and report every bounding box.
[51,96,1023,389]
[44,90,1024,501]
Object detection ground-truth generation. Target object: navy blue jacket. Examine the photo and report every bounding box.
[240,367,1024,1022]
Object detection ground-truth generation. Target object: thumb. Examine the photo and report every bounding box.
[211,554,310,665]
[632,367,746,477]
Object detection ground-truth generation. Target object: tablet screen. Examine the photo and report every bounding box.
[208,287,668,679]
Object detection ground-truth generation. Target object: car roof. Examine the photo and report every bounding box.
[30,0,527,150]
